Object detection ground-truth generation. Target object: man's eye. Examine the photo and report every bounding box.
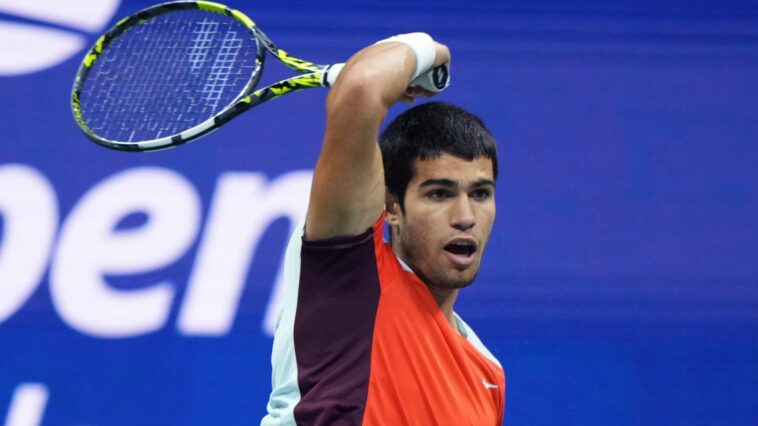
[470,189,492,200]
[428,190,451,200]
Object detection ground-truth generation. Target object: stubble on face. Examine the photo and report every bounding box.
[389,154,496,292]
[396,220,482,291]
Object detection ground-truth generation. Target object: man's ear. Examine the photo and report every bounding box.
[385,192,401,226]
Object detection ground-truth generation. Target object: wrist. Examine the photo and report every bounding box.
[374,32,436,82]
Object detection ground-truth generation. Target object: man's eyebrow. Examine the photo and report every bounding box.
[471,178,496,188]
[418,178,496,189]
[418,178,457,188]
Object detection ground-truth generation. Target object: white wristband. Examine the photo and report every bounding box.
[375,32,436,82]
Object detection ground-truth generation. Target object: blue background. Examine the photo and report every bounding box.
[1,1,757,424]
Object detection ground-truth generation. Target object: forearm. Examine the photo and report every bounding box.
[328,42,418,115]
[305,36,448,240]
[320,42,418,182]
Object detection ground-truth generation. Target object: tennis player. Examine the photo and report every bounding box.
[262,33,505,425]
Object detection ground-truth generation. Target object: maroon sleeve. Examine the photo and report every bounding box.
[293,225,382,425]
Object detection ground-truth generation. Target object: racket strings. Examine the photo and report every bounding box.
[202,25,245,111]
[78,11,259,142]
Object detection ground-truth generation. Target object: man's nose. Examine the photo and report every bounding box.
[451,196,475,231]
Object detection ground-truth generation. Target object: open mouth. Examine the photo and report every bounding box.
[444,241,476,257]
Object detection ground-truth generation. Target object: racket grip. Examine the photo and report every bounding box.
[324,63,345,87]
[410,63,450,92]
[324,62,450,93]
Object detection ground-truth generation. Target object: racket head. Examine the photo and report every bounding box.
[71,1,264,151]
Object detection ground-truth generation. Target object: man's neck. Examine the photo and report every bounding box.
[427,286,461,334]
[392,247,464,335]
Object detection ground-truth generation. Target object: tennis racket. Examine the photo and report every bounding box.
[71,1,450,152]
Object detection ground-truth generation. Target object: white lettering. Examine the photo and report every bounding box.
[4,383,48,426]
[49,167,201,338]
[0,165,57,323]
[177,170,311,336]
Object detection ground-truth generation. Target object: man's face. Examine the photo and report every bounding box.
[388,153,496,290]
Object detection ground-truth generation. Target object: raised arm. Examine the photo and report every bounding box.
[305,35,450,240]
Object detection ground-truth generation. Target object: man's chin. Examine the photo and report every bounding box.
[427,268,479,291]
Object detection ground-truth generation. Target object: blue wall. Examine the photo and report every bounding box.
[1,1,756,424]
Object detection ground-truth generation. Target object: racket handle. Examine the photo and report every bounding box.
[324,63,345,87]
[410,64,450,92]
[323,63,450,93]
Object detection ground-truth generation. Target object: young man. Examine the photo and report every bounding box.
[262,33,504,425]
